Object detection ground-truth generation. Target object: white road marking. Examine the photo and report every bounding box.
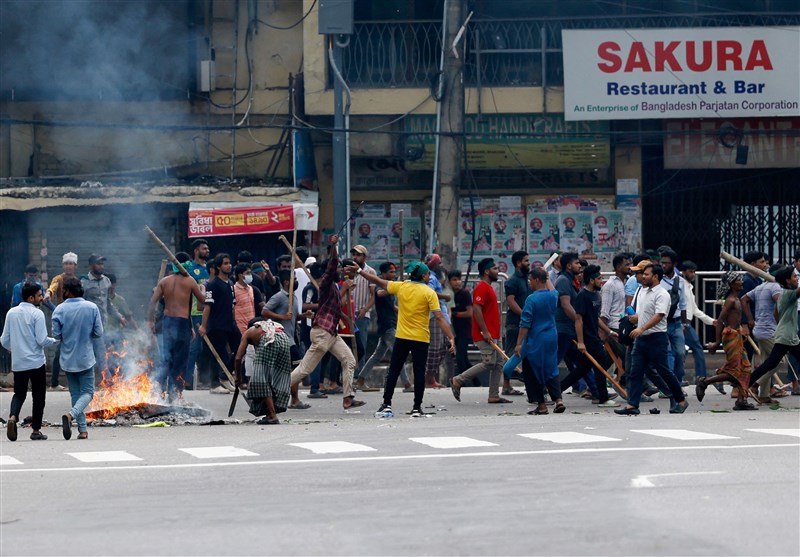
[631,429,737,441]
[746,429,800,438]
[67,451,142,463]
[0,456,23,466]
[1,443,795,475]
[409,436,498,449]
[631,471,725,488]
[179,446,259,459]
[289,441,377,454]
[519,432,621,444]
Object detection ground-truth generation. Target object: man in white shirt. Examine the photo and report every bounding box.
[1,283,59,441]
[616,263,688,415]
[600,253,630,361]
[659,249,688,385]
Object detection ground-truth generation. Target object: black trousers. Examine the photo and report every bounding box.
[10,365,47,430]
[206,329,242,385]
[750,342,800,386]
[521,358,561,404]
[560,341,611,403]
[384,337,429,409]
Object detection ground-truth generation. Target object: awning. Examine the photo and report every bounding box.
[188,200,319,237]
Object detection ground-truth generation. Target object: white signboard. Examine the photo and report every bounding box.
[563,27,800,121]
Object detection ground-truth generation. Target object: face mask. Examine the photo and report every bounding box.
[244,275,253,285]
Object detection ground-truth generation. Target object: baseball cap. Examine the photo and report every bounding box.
[629,259,653,272]
[88,253,106,264]
[351,245,369,257]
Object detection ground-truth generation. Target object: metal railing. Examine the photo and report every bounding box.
[340,13,800,89]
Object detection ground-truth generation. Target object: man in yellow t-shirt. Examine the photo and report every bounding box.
[346,261,454,417]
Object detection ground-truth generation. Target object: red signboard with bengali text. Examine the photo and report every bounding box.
[188,205,295,237]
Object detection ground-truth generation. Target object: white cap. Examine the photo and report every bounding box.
[305,256,317,266]
[62,252,78,264]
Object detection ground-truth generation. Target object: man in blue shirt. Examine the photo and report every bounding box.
[51,277,104,440]
[1,283,59,441]
[10,264,54,311]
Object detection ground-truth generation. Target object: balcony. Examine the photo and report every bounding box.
[339,13,800,89]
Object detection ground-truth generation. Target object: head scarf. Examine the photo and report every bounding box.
[716,270,740,299]
[406,261,430,282]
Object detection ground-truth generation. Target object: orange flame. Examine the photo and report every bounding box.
[85,340,169,420]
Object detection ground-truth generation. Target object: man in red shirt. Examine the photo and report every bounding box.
[451,258,510,404]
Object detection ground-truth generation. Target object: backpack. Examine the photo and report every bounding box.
[666,276,680,320]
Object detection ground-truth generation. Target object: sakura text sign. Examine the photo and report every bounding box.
[563,27,800,121]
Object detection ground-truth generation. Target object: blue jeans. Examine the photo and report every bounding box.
[159,316,192,396]
[354,316,370,373]
[66,368,95,433]
[185,315,203,387]
[628,332,685,408]
[684,325,707,378]
[666,320,686,383]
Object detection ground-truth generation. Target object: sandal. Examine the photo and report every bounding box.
[344,398,366,409]
[256,416,280,425]
[695,378,707,402]
[289,402,311,410]
[501,388,524,396]
[488,397,513,404]
[554,402,566,413]
[733,400,758,411]
[528,408,549,415]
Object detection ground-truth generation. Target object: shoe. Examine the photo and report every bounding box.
[644,386,659,396]
[639,395,654,403]
[669,401,689,414]
[614,407,640,415]
[598,400,620,408]
[6,417,17,441]
[30,431,48,441]
[695,378,707,402]
[409,407,426,417]
[62,414,72,440]
[210,386,230,394]
[501,388,524,396]
[48,385,66,392]
[402,386,415,393]
[375,404,394,418]
[451,378,461,402]
[713,383,726,395]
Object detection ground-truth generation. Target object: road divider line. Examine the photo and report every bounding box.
[631,471,725,488]
[1,443,797,475]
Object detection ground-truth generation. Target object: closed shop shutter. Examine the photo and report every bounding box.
[28,203,184,320]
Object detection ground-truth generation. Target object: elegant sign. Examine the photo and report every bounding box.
[665,117,800,168]
[405,113,610,169]
[563,27,800,120]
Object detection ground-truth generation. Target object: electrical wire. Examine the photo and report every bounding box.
[255,0,317,31]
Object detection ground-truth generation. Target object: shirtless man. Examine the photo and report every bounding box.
[696,271,755,410]
[147,252,205,399]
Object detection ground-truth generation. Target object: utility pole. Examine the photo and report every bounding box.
[433,0,464,269]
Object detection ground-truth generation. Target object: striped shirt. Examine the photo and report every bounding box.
[352,263,376,317]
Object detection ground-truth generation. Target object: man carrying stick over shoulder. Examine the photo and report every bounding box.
[289,235,366,410]
[696,271,755,410]
[147,252,205,400]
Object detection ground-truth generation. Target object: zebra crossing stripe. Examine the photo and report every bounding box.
[0,455,23,466]
[179,446,259,459]
[518,432,621,444]
[631,429,737,441]
[409,436,498,449]
[289,441,377,454]
[745,429,800,438]
[67,451,142,463]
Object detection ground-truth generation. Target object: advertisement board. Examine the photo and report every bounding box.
[563,27,800,120]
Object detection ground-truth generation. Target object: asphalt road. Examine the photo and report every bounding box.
[1,387,799,556]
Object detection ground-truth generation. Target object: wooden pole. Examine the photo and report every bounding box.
[157,259,168,282]
[604,340,625,378]
[287,223,297,318]
[573,340,628,399]
[144,226,189,277]
[201,334,237,387]
[720,251,774,282]
[278,235,319,290]
[398,209,405,280]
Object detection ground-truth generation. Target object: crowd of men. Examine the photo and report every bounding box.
[3,237,799,435]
